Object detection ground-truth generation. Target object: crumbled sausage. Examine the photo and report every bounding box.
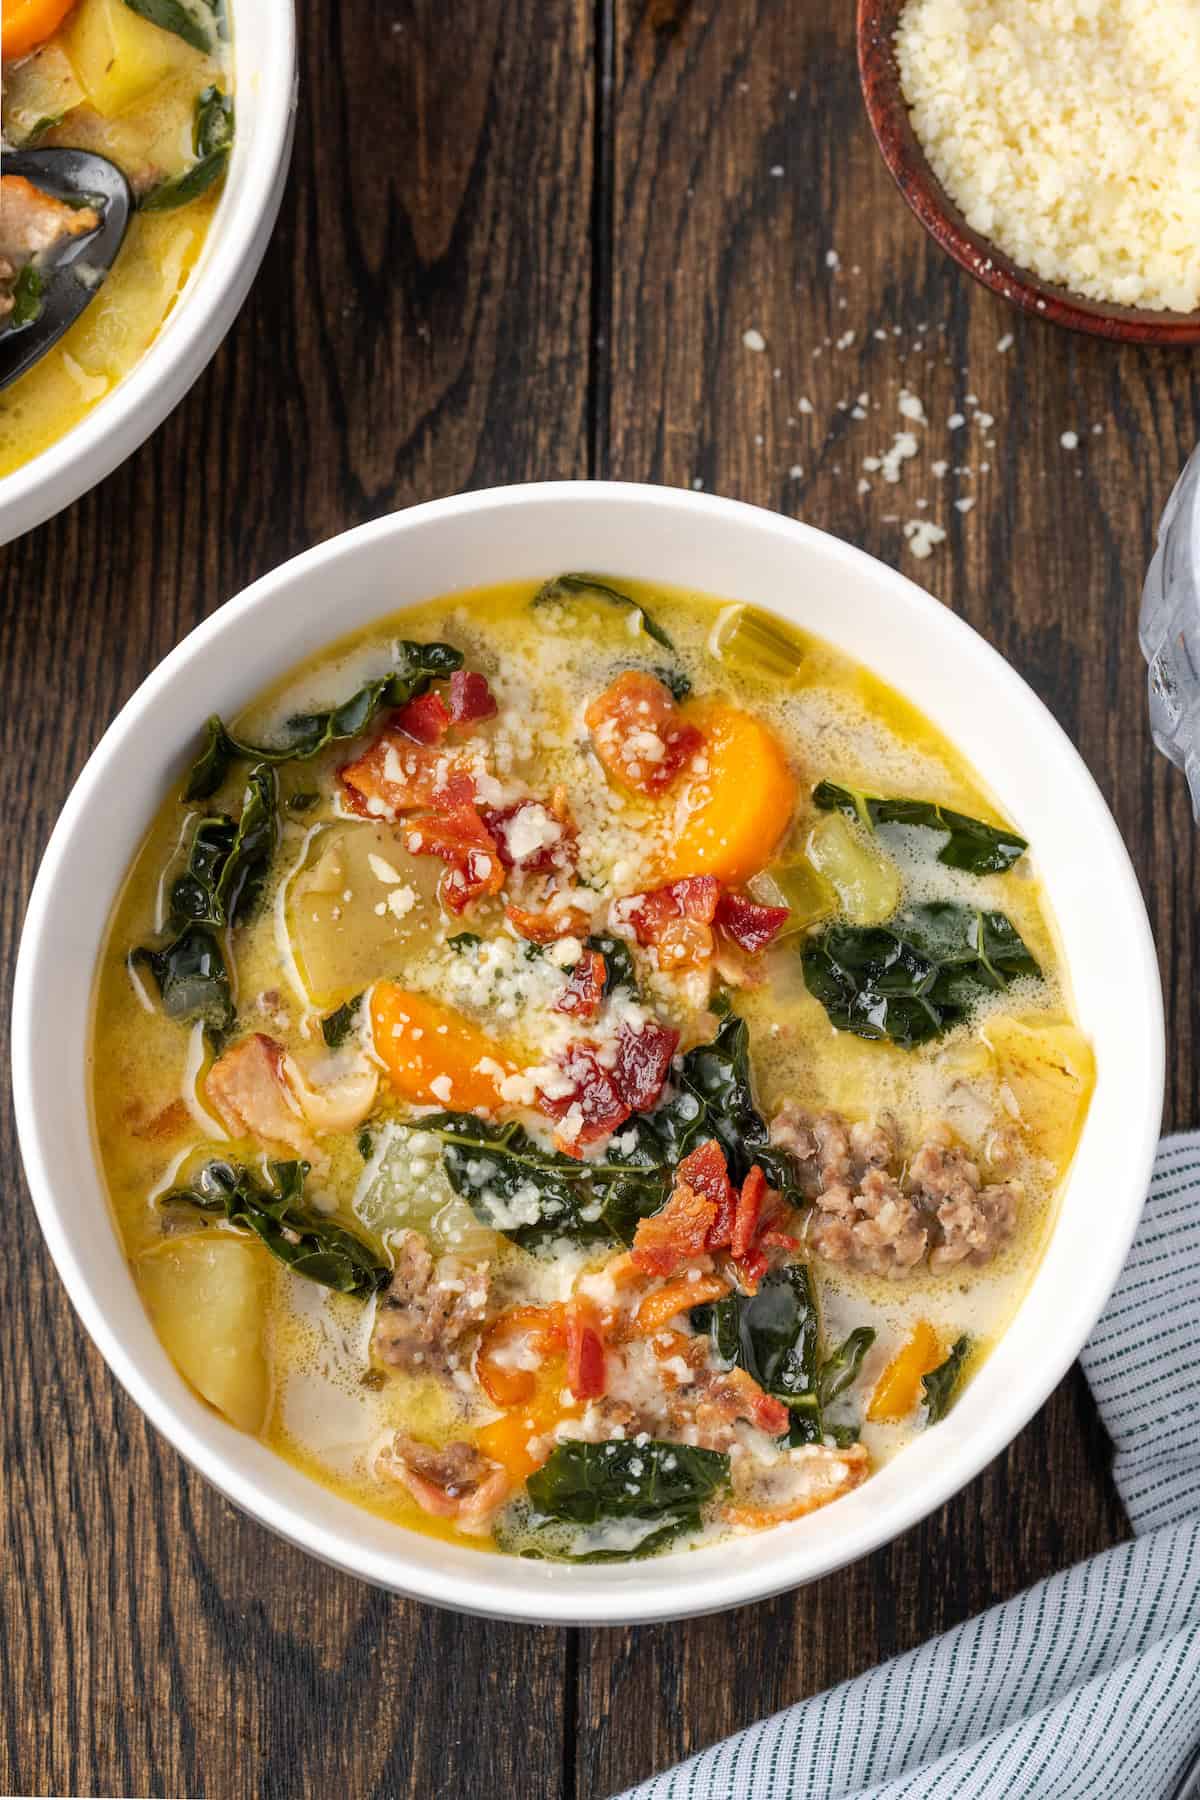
[771,1104,1019,1279]
[907,1131,1020,1272]
[377,1432,509,1526]
[372,1230,489,1377]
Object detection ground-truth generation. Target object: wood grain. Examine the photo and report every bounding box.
[3,0,1197,1795]
[0,4,592,1796]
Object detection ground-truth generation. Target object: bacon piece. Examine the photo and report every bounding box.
[506,902,591,944]
[612,1018,679,1113]
[631,1142,733,1276]
[565,1296,606,1400]
[206,1033,313,1155]
[377,1432,511,1527]
[731,1165,768,1262]
[340,726,470,818]
[403,805,504,913]
[634,1274,730,1334]
[394,691,450,744]
[626,875,721,970]
[554,950,607,1022]
[537,1045,631,1155]
[715,890,790,954]
[447,670,498,724]
[482,797,576,875]
[585,672,703,797]
[694,1365,790,1439]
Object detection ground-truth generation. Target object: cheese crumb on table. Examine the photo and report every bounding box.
[895,0,1200,313]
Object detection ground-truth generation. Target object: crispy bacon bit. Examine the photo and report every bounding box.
[585,671,703,797]
[340,728,470,817]
[404,805,504,912]
[612,1018,679,1113]
[565,1296,607,1400]
[506,902,591,944]
[538,1045,631,1154]
[626,875,721,970]
[731,1165,768,1262]
[631,1141,732,1276]
[715,890,790,954]
[482,797,576,874]
[634,1274,730,1334]
[206,1033,312,1154]
[377,1432,511,1527]
[447,669,498,724]
[554,950,607,1022]
[695,1365,790,1439]
[394,691,450,744]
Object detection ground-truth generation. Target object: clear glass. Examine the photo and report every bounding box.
[1142,445,1200,817]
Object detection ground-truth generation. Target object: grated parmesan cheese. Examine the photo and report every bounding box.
[896,0,1200,313]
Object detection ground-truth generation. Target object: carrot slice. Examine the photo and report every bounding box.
[475,1366,581,1481]
[3,0,77,58]
[659,701,797,886]
[476,1305,565,1407]
[370,984,516,1112]
[867,1321,942,1423]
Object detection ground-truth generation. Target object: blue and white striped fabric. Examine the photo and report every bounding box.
[617,1133,1200,1800]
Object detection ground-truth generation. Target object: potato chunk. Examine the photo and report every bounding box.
[64,0,199,118]
[137,1233,270,1432]
[805,811,901,926]
[983,1015,1095,1175]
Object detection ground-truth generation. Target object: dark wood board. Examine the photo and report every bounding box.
[2,1,1196,1796]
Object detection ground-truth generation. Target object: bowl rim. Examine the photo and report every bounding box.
[856,0,1200,345]
[0,0,299,544]
[11,480,1166,1624]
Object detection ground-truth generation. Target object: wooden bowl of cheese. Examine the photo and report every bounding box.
[858,0,1200,345]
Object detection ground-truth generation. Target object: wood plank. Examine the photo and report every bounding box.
[0,3,593,1795]
[585,0,1194,1790]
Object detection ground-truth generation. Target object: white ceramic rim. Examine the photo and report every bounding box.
[0,0,298,544]
[12,482,1165,1624]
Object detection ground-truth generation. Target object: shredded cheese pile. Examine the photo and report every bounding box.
[896,0,1200,314]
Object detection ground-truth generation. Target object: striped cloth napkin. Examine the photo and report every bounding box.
[617,1133,1200,1800]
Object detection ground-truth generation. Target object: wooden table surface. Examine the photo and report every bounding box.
[3,3,1198,1795]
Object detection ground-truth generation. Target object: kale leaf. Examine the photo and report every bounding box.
[532,572,676,652]
[516,1439,729,1560]
[165,1158,390,1297]
[922,1334,972,1424]
[585,933,639,997]
[802,902,1040,1048]
[122,0,214,52]
[142,87,234,212]
[691,1269,875,1447]
[321,992,364,1049]
[184,640,463,799]
[10,266,46,331]
[426,1113,666,1248]
[170,765,277,929]
[812,781,1027,875]
[130,923,235,1038]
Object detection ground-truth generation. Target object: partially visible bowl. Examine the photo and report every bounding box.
[12,482,1164,1624]
[857,0,1200,345]
[0,0,297,545]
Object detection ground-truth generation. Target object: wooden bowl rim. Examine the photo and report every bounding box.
[856,0,1200,346]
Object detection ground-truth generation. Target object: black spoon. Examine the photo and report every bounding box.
[0,148,132,393]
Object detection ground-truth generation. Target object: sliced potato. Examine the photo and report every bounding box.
[138,1233,270,1432]
[805,812,901,926]
[286,823,443,1006]
[64,0,199,117]
[982,1014,1095,1174]
[4,43,85,143]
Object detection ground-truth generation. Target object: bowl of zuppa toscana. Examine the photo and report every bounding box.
[13,483,1163,1624]
[0,0,296,544]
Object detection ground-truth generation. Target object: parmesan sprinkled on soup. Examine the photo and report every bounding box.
[90,577,1093,1559]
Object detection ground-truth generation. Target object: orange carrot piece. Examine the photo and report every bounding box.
[867,1321,942,1423]
[634,1274,730,1334]
[369,983,516,1112]
[3,0,77,58]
